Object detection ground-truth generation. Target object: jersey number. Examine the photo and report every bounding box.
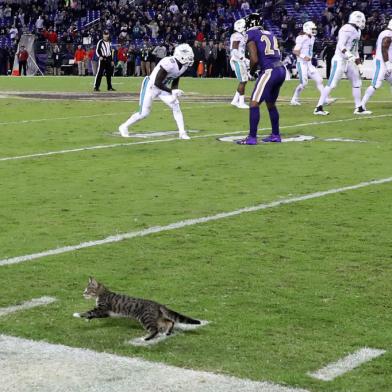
[261,35,281,56]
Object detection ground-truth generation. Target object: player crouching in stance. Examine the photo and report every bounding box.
[119,44,194,139]
[356,19,392,114]
[236,13,286,145]
[291,21,329,106]
[314,11,366,116]
[230,18,250,109]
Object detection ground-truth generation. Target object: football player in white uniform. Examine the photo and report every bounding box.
[230,19,249,109]
[118,43,194,139]
[314,11,366,115]
[291,21,326,105]
[356,19,392,114]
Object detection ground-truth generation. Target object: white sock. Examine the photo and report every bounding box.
[232,91,240,103]
[352,87,362,108]
[361,86,375,109]
[239,94,245,104]
[316,81,324,95]
[292,84,304,101]
[123,112,144,128]
[317,85,331,107]
[173,108,185,133]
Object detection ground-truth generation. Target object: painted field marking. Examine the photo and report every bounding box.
[1,114,389,163]
[128,320,209,347]
[0,111,129,126]
[0,334,309,392]
[1,176,391,266]
[308,348,386,381]
[0,296,56,317]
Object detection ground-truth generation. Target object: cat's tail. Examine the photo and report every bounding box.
[161,307,201,324]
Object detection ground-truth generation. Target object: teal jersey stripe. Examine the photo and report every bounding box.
[297,62,303,85]
[372,60,381,88]
[139,77,149,114]
[328,61,338,87]
[234,61,243,82]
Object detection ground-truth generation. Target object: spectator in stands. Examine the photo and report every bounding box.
[17,45,29,76]
[169,2,179,14]
[9,25,18,43]
[47,28,58,44]
[126,43,137,76]
[0,47,8,75]
[216,41,227,77]
[52,44,62,75]
[152,43,167,64]
[321,38,335,78]
[74,44,86,76]
[35,15,44,32]
[117,44,128,76]
[141,42,153,76]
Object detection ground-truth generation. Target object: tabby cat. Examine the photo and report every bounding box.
[73,277,201,340]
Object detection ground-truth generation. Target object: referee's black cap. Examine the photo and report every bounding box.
[103,30,110,35]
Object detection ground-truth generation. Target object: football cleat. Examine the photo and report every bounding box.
[290,99,301,106]
[313,106,329,115]
[236,102,249,109]
[179,132,191,140]
[236,136,258,145]
[354,106,372,115]
[118,124,130,138]
[262,134,281,143]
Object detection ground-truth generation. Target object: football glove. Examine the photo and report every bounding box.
[386,61,392,75]
[345,51,356,63]
[172,89,184,98]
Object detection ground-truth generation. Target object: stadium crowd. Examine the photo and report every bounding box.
[0,0,391,75]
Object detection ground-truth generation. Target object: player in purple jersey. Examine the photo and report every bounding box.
[236,13,286,145]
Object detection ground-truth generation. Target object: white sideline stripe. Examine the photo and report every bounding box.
[0,334,309,392]
[128,320,209,347]
[1,114,389,163]
[308,348,386,381]
[0,297,56,317]
[1,176,392,266]
[0,104,227,126]
[0,112,129,126]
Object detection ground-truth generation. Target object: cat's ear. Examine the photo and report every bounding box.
[89,277,98,286]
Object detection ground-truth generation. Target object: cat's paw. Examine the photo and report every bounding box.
[73,312,81,318]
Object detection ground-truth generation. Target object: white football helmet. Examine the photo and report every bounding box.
[349,11,366,30]
[234,19,246,34]
[388,19,392,30]
[303,21,317,36]
[173,43,194,67]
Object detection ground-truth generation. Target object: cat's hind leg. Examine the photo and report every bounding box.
[165,320,175,336]
[144,328,159,341]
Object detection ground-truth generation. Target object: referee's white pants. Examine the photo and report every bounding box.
[122,77,185,133]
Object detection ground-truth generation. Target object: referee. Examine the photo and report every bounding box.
[94,30,116,91]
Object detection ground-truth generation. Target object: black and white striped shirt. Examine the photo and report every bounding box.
[96,39,112,59]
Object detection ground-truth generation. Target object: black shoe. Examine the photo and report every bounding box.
[108,87,116,91]
[94,87,100,92]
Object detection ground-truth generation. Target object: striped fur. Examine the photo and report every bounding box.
[75,277,200,340]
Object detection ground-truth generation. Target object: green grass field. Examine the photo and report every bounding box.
[0,76,391,391]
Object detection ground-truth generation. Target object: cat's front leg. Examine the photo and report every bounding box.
[73,308,109,319]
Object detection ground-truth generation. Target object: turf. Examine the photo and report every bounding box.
[0,76,391,392]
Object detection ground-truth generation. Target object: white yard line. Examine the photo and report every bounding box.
[0,334,309,392]
[0,112,129,126]
[308,348,386,381]
[0,297,56,317]
[1,114,389,163]
[1,176,391,266]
